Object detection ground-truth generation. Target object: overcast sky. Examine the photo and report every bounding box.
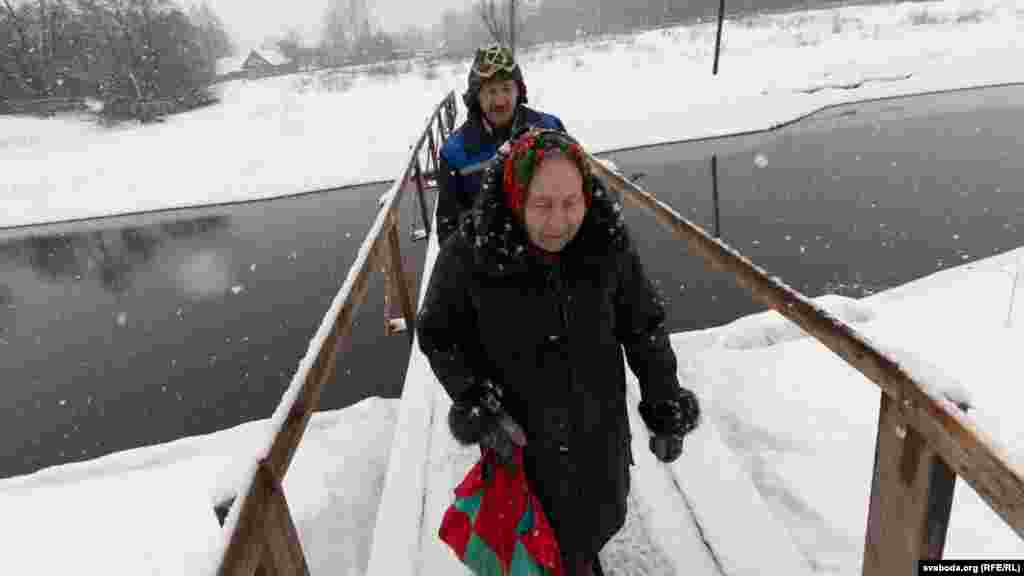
[186,0,475,49]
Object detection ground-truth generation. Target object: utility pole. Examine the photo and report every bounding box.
[713,0,725,74]
[509,0,517,54]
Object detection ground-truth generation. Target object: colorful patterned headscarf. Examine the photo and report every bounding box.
[501,128,593,213]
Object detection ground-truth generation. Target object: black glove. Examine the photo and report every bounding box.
[639,386,701,464]
[481,415,527,467]
[448,380,526,466]
[650,434,684,463]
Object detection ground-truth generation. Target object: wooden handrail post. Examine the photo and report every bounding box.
[381,223,397,334]
[257,461,311,575]
[711,154,721,238]
[434,110,445,150]
[863,393,965,575]
[413,158,431,237]
[427,126,438,179]
[219,462,274,575]
[386,212,417,342]
[445,96,456,134]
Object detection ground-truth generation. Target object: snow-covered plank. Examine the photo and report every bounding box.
[367,199,446,576]
[625,374,813,576]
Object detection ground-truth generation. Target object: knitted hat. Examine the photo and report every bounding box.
[501,128,593,213]
[463,44,529,114]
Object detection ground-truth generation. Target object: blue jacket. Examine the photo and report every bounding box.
[436,106,565,245]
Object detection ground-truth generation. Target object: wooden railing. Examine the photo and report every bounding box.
[210,91,457,576]
[585,155,1024,574]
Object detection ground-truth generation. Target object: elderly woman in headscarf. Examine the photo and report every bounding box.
[417,127,700,576]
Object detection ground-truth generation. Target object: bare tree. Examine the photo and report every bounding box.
[188,1,233,60]
[2,0,47,96]
[475,0,506,45]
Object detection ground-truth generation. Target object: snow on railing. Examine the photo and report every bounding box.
[586,153,1024,574]
[209,91,457,576]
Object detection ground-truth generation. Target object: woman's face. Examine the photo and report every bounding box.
[523,156,587,253]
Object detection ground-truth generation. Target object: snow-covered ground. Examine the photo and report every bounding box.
[0,396,399,574]
[2,0,1023,229]
[4,0,1024,574]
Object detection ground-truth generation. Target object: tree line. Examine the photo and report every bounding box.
[392,0,881,58]
[0,0,232,117]
[266,0,398,70]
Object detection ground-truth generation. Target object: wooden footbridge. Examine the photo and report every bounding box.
[207,92,1024,575]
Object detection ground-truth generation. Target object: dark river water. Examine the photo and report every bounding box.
[2,85,1022,480]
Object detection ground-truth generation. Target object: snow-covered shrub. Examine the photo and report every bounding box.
[906,8,948,26]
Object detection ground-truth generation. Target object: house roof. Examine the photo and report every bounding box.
[250,48,289,67]
[215,47,290,74]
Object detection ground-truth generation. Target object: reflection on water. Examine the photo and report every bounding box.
[0,183,418,480]
[1,216,230,294]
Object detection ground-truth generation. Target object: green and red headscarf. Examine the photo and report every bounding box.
[501,128,594,213]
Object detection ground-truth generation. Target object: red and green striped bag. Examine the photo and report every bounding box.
[439,446,563,576]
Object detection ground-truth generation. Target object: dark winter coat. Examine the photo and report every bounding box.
[417,158,682,558]
[435,106,565,245]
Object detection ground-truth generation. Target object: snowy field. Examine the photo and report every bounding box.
[4,0,1024,574]
[1,0,1023,229]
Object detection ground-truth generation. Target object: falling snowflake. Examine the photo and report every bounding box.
[116,312,127,327]
[231,284,245,295]
[250,264,257,272]
[754,153,768,168]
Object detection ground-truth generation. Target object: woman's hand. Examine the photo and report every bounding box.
[481,415,528,466]
[448,379,526,466]
[639,386,700,464]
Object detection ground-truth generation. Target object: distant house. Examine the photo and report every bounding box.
[241,49,282,73]
[215,48,296,81]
